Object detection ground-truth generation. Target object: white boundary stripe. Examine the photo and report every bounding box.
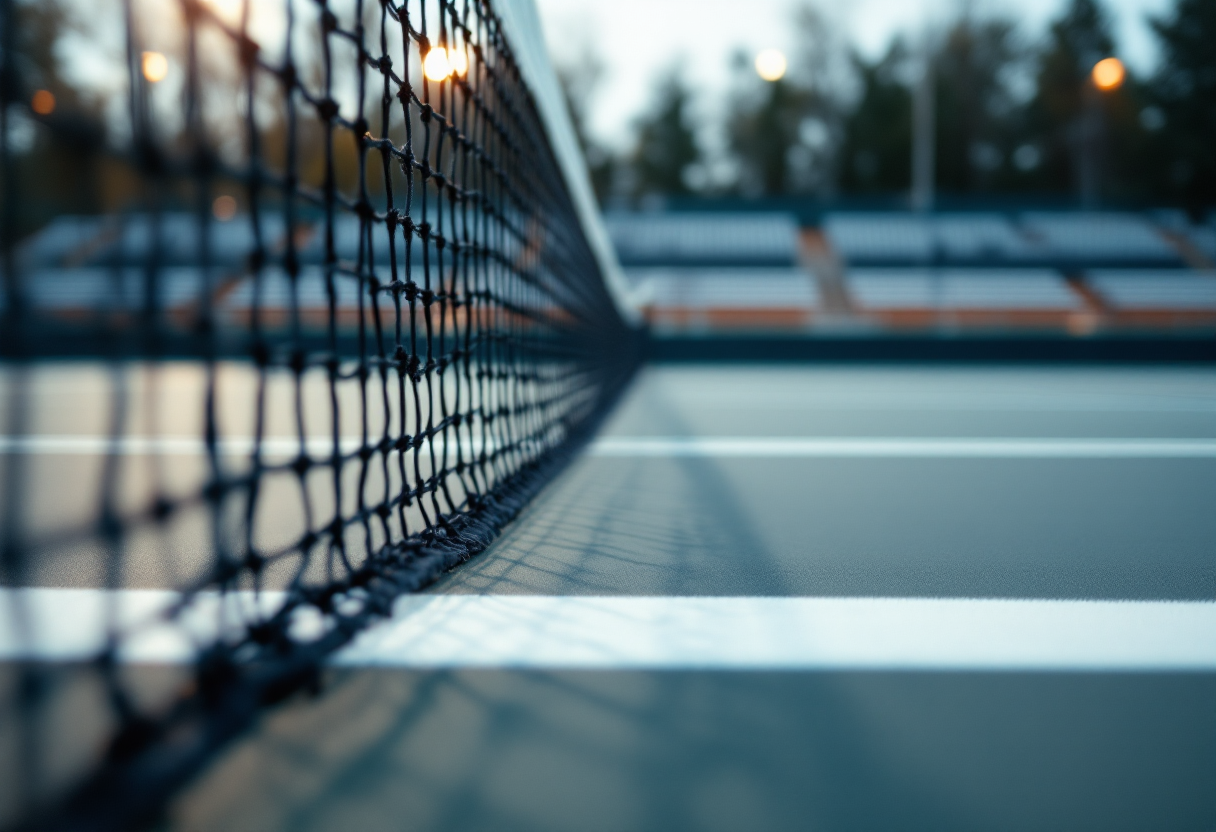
[2,589,1213,671]
[5,435,1216,458]
[0,436,484,458]
[589,437,1216,458]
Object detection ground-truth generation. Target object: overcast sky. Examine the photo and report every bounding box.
[534,0,1175,152]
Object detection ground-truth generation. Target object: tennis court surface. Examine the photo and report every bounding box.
[165,363,1216,831]
[8,362,1214,830]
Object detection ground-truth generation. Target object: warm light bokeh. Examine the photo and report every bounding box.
[1092,57,1125,91]
[212,194,238,221]
[423,47,468,81]
[31,89,56,115]
[202,0,244,25]
[142,51,169,83]
[754,49,787,82]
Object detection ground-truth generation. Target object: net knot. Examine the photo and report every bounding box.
[152,497,175,521]
[316,98,339,121]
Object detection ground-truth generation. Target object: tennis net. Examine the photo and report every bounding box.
[0,0,637,827]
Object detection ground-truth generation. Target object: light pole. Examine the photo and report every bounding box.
[1078,56,1125,208]
[911,35,935,213]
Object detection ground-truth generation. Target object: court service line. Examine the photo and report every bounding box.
[1,589,1213,671]
[4,435,1216,458]
[588,437,1216,458]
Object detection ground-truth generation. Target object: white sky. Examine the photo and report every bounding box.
[534,0,1175,152]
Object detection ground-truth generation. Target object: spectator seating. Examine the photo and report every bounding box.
[824,212,1185,268]
[626,268,817,329]
[1085,269,1216,324]
[606,213,800,267]
[845,268,1084,328]
[1019,213,1182,267]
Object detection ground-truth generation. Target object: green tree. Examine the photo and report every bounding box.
[933,14,1026,192]
[1149,0,1216,209]
[726,5,845,196]
[1019,0,1159,202]
[4,0,108,232]
[837,40,912,193]
[728,76,813,196]
[630,70,700,197]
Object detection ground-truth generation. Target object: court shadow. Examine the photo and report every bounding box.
[428,373,793,598]
[163,665,1216,832]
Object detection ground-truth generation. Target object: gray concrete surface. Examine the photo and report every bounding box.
[6,363,1216,830]
[161,364,1216,831]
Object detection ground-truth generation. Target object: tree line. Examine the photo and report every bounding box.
[562,0,1215,213]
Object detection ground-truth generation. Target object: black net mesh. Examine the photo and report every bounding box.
[0,0,636,826]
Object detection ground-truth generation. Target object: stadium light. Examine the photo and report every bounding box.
[142,51,169,83]
[754,49,787,82]
[1091,57,1125,92]
[203,0,243,24]
[31,90,55,115]
[423,47,468,81]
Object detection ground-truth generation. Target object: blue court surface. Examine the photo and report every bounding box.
[138,363,1216,831]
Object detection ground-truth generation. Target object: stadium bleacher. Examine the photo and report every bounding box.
[606,212,801,267]
[1018,213,1184,268]
[823,211,1186,269]
[845,268,1085,327]
[627,267,818,329]
[1085,269,1216,324]
[16,212,452,273]
[822,213,935,265]
[934,214,1045,263]
[17,209,1216,335]
[18,213,289,269]
[2,267,208,314]
[1181,224,1216,264]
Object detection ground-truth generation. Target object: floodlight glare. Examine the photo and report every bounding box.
[424,47,468,81]
[1092,57,1125,91]
[755,49,787,82]
[142,51,168,83]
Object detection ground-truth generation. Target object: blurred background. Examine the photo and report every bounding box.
[5,0,1215,342]
[537,0,1216,340]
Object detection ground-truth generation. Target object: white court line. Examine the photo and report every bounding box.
[4,435,1216,458]
[1,589,1213,671]
[0,436,478,457]
[589,437,1216,458]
